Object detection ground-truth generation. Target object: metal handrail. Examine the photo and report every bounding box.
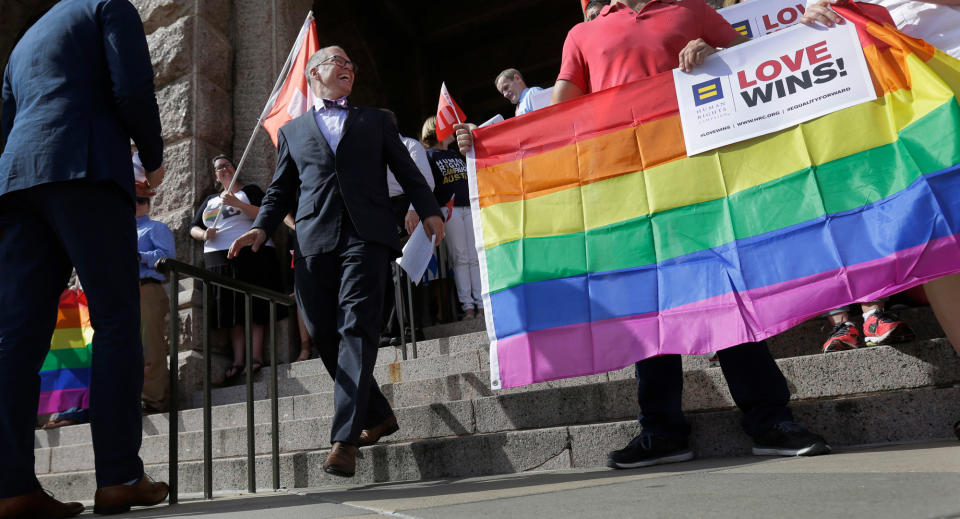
[155,257,295,504]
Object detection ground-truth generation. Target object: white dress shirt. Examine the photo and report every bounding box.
[312,97,349,152]
[387,136,435,207]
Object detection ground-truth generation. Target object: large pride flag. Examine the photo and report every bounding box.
[468,6,960,389]
[38,289,93,414]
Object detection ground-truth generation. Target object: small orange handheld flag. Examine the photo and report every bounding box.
[436,82,466,142]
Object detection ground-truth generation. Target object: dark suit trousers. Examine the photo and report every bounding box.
[295,217,395,445]
[634,340,793,441]
[0,180,144,497]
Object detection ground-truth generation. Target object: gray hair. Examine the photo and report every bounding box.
[304,45,344,80]
[495,68,523,86]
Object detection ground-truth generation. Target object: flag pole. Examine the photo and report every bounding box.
[211,11,314,229]
[441,83,463,125]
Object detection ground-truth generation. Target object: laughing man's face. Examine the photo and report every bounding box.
[312,47,355,99]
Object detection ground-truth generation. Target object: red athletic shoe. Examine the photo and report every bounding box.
[863,310,915,346]
[822,321,862,352]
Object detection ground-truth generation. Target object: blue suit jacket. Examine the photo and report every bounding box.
[253,106,442,258]
[0,0,162,201]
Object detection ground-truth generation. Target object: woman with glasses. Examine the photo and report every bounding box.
[190,154,284,380]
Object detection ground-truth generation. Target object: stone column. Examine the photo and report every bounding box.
[132,0,235,397]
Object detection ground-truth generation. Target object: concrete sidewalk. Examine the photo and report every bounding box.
[101,440,959,519]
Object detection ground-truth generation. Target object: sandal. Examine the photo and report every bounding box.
[42,418,79,430]
[225,364,244,379]
[245,360,264,375]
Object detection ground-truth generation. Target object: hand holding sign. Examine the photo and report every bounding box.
[800,0,846,28]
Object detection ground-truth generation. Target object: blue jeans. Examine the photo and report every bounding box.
[53,407,90,424]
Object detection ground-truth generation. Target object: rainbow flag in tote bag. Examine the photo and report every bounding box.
[38,289,93,414]
[468,6,960,389]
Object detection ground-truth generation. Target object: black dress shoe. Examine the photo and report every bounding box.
[0,489,84,519]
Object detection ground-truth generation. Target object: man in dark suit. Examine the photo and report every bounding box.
[229,45,444,477]
[0,1,169,516]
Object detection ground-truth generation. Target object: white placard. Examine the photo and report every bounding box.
[718,0,810,38]
[674,22,877,156]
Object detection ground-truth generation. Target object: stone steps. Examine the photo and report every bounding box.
[184,306,944,410]
[36,384,960,499]
[35,339,960,473]
[33,305,956,502]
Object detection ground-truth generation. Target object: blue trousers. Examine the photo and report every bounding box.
[634,340,792,440]
[294,217,395,445]
[0,180,144,497]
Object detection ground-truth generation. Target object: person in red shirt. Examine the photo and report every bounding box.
[457,0,831,469]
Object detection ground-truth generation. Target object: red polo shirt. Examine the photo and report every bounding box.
[558,0,741,93]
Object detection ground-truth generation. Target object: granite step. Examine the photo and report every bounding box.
[36,336,958,449]
[36,384,960,502]
[37,339,960,473]
[193,306,945,409]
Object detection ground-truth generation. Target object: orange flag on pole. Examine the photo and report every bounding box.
[436,82,466,143]
[261,14,320,147]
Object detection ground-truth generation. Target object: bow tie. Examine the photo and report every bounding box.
[321,97,348,109]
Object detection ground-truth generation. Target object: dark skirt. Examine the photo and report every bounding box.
[202,246,286,329]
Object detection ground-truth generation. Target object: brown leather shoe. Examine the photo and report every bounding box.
[322,442,357,477]
[0,489,83,519]
[358,416,399,447]
[93,474,169,515]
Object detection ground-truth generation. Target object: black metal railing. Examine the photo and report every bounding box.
[155,258,295,504]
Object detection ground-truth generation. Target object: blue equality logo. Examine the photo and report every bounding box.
[692,78,723,106]
[730,19,753,38]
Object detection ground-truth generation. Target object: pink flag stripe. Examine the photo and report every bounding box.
[37,388,89,416]
[494,232,960,388]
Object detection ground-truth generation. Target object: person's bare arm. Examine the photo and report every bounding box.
[551,79,586,105]
[678,34,749,73]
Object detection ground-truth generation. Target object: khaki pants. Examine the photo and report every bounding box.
[141,282,170,410]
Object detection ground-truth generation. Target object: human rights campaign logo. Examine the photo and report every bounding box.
[730,20,753,38]
[692,78,723,106]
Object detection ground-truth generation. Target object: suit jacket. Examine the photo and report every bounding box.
[0,0,163,201]
[254,105,442,258]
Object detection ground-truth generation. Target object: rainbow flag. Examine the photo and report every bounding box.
[468,7,960,389]
[38,289,93,414]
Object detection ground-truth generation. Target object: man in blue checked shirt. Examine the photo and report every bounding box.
[135,195,175,414]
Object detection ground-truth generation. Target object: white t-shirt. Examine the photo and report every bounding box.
[193,186,274,253]
[386,135,435,199]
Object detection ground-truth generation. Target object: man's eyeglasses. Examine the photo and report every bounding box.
[214,163,234,172]
[320,55,358,73]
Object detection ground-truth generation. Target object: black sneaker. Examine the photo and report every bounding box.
[752,421,831,456]
[606,433,694,469]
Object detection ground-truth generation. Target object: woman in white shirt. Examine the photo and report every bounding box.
[190,155,284,380]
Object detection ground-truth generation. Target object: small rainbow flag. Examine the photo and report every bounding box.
[38,289,93,414]
[469,6,960,389]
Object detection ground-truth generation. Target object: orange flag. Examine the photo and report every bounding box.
[436,82,467,143]
[261,14,320,147]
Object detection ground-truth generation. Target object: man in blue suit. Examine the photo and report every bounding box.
[0,1,169,516]
[229,45,445,478]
